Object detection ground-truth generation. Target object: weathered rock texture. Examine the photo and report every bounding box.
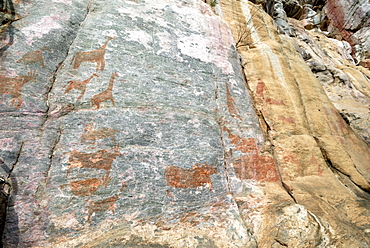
[0,0,369,247]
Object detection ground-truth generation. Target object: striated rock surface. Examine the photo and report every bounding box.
[0,0,369,247]
[221,0,370,247]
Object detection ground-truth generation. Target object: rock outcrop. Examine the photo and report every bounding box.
[0,0,369,247]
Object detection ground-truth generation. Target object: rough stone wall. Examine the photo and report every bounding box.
[220,0,370,247]
[0,0,369,247]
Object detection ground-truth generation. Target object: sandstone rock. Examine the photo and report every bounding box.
[221,0,370,246]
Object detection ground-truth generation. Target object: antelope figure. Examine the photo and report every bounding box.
[60,175,111,197]
[70,37,115,71]
[87,194,119,223]
[62,147,122,177]
[165,163,217,190]
[81,122,120,145]
[16,47,48,69]
[64,73,99,101]
[91,72,118,109]
[0,70,38,108]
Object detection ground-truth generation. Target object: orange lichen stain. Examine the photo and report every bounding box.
[87,194,119,222]
[278,115,296,125]
[225,83,243,120]
[60,175,110,196]
[0,70,38,108]
[63,148,122,177]
[165,163,217,189]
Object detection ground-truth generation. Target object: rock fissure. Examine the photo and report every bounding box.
[45,3,92,121]
[44,125,62,184]
[6,141,23,180]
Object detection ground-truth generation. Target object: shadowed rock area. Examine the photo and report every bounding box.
[0,0,369,247]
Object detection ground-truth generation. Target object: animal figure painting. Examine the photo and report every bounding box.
[91,72,118,109]
[64,73,99,101]
[16,47,48,69]
[87,194,119,222]
[165,163,217,190]
[70,37,115,71]
[62,148,122,177]
[80,122,120,145]
[0,70,38,108]
[60,175,111,197]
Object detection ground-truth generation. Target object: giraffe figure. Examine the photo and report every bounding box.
[70,37,115,71]
[64,73,99,101]
[16,47,49,69]
[91,72,118,109]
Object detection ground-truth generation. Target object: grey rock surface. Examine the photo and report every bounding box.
[0,0,261,246]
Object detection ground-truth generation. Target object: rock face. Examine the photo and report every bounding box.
[0,0,369,247]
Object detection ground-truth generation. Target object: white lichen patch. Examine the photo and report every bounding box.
[126,30,153,49]
[21,15,63,45]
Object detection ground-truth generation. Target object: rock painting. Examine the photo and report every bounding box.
[62,148,122,177]
[310,154,324,176]
[165,163,217,190]
[225,83,242,120]
[70,37,115,71]
[60,175,111,197]
[16,47,49,69]
[0,70,38,108]
[80,122,120,145]
[224,126,280,182]
[60,131,124,224]
[278,115,296,125]
[64,73,99,101]
[322,107,348,136]
[255,78,285,105]
[91,72,118,109]
[87,194,119,223]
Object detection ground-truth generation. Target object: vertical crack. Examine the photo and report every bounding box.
[42,1,91,123]
[238,51,298,203]
[6,142,24,180]
[45,125,62,185]
[214,82,232,193]
[314,136,370,197]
